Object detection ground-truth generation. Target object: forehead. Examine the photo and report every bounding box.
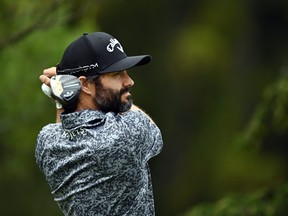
[102,70,126,77]
[87,70,127,84]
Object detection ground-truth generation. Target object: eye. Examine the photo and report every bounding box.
[112,72,120,76]
[113,71,124,76]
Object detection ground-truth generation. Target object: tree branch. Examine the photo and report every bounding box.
[0,0,68,50]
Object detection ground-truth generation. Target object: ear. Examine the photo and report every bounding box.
[79,76,94,95]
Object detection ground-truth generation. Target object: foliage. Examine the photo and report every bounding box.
[239,70,288,152]
[182,71,288,215]
[183,183,288,216]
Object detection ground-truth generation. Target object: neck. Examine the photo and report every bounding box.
[76,95,99,111]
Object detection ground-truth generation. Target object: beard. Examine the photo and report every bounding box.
[93,82,133,113]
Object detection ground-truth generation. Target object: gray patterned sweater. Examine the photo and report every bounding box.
[35,109,163,216]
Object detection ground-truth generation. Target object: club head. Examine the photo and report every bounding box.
[50,75,82,106]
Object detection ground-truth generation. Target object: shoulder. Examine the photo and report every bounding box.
[38,123,61,140]
[117,110,152,126]
[35,123,61,167]
[37,123,62,151]
[117,110,161,135]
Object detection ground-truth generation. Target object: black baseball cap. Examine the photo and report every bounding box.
[56,32,151,77]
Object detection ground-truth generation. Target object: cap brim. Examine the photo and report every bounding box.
[99,55,151,73]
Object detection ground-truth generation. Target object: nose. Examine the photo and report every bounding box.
[123,71,134,88]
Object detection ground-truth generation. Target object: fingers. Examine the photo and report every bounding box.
[39,75,51,85]
[43,67,57,77]
[39,67,57,86]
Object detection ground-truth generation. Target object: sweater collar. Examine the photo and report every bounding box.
[60,109,106,129]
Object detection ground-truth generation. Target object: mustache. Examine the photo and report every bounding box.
[120,87,131,95]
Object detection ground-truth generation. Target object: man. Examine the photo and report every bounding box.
[35,32,163,216]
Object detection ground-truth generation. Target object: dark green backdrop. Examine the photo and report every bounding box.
[1,0,288,215]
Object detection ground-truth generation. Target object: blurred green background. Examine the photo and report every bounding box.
[1,0,288,215]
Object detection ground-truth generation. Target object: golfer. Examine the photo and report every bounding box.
[35,32,163,216]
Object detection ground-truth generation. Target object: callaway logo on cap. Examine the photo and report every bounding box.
[56,32,151,77]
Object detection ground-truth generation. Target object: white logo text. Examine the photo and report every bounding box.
[107,38,124,53]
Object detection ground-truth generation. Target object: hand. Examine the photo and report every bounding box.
[39,67,57,86]
[39,67,63,109]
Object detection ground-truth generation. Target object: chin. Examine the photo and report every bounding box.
[119,101,132,113]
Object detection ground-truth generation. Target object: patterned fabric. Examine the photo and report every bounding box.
[35,109,163,216]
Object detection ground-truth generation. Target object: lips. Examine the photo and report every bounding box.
[120,87,131,95]
[122,92,132,100]
[122,91,130,96]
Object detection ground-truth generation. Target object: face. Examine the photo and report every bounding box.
[92,70,135,113]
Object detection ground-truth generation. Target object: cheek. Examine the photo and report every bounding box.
[108,83,122,92]
[101,76,122,90]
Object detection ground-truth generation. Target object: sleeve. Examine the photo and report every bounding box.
[35,128,46,172]
[124,110,163,162]
[35,124,53,173]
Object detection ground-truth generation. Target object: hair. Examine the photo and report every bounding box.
[63,74,101,113]
[86,74,101,85]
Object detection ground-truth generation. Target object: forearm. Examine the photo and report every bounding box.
[56,108,63,123]
[131,104,140,111]
[131,104,155,124]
